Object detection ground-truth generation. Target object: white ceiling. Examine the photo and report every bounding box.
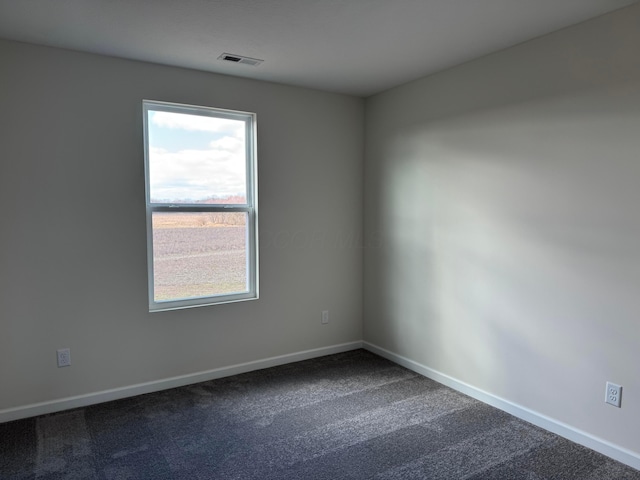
[0,0,636,97]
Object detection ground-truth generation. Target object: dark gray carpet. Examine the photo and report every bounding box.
[1,350,639,479]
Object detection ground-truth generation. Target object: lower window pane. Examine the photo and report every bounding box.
[152,212,248,302]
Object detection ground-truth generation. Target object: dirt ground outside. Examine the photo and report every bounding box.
[152,212,247,301]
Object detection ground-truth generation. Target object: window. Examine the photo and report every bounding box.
[143,100,258,311]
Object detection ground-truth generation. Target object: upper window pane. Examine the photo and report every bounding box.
[147,110,247,204]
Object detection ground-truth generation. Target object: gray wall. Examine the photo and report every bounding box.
[364,5,640,454]
[0,40,363,410]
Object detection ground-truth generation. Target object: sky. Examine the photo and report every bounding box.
[147,110,247,203]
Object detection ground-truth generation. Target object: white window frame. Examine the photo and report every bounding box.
[143,100,258,312]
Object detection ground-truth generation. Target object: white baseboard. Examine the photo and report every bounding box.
[363,341,640,471]
[0,341,363,423]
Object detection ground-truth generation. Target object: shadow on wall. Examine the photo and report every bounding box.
[368,84,640,408]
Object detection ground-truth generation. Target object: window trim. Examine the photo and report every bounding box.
[143,100,259,312]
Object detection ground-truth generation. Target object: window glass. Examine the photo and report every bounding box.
[151,212,248,301]
[147,110,247,204]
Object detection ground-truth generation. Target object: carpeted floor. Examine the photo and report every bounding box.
[1,349,639,479]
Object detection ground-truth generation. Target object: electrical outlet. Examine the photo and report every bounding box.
[57,348,71,367]
[321,310,329,324]
[605,381,622,408]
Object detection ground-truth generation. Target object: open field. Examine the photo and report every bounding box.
[151,213,247,301]
[153,211,246,229]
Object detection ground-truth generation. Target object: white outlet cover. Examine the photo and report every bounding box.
[57,348,71,367]
[605,381,622,407]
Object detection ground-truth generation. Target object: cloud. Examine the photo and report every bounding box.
[151,111,243,136]
[149,146,246,201]
[210,136,243,152]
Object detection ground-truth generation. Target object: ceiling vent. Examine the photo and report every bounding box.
[218,53,263,66]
